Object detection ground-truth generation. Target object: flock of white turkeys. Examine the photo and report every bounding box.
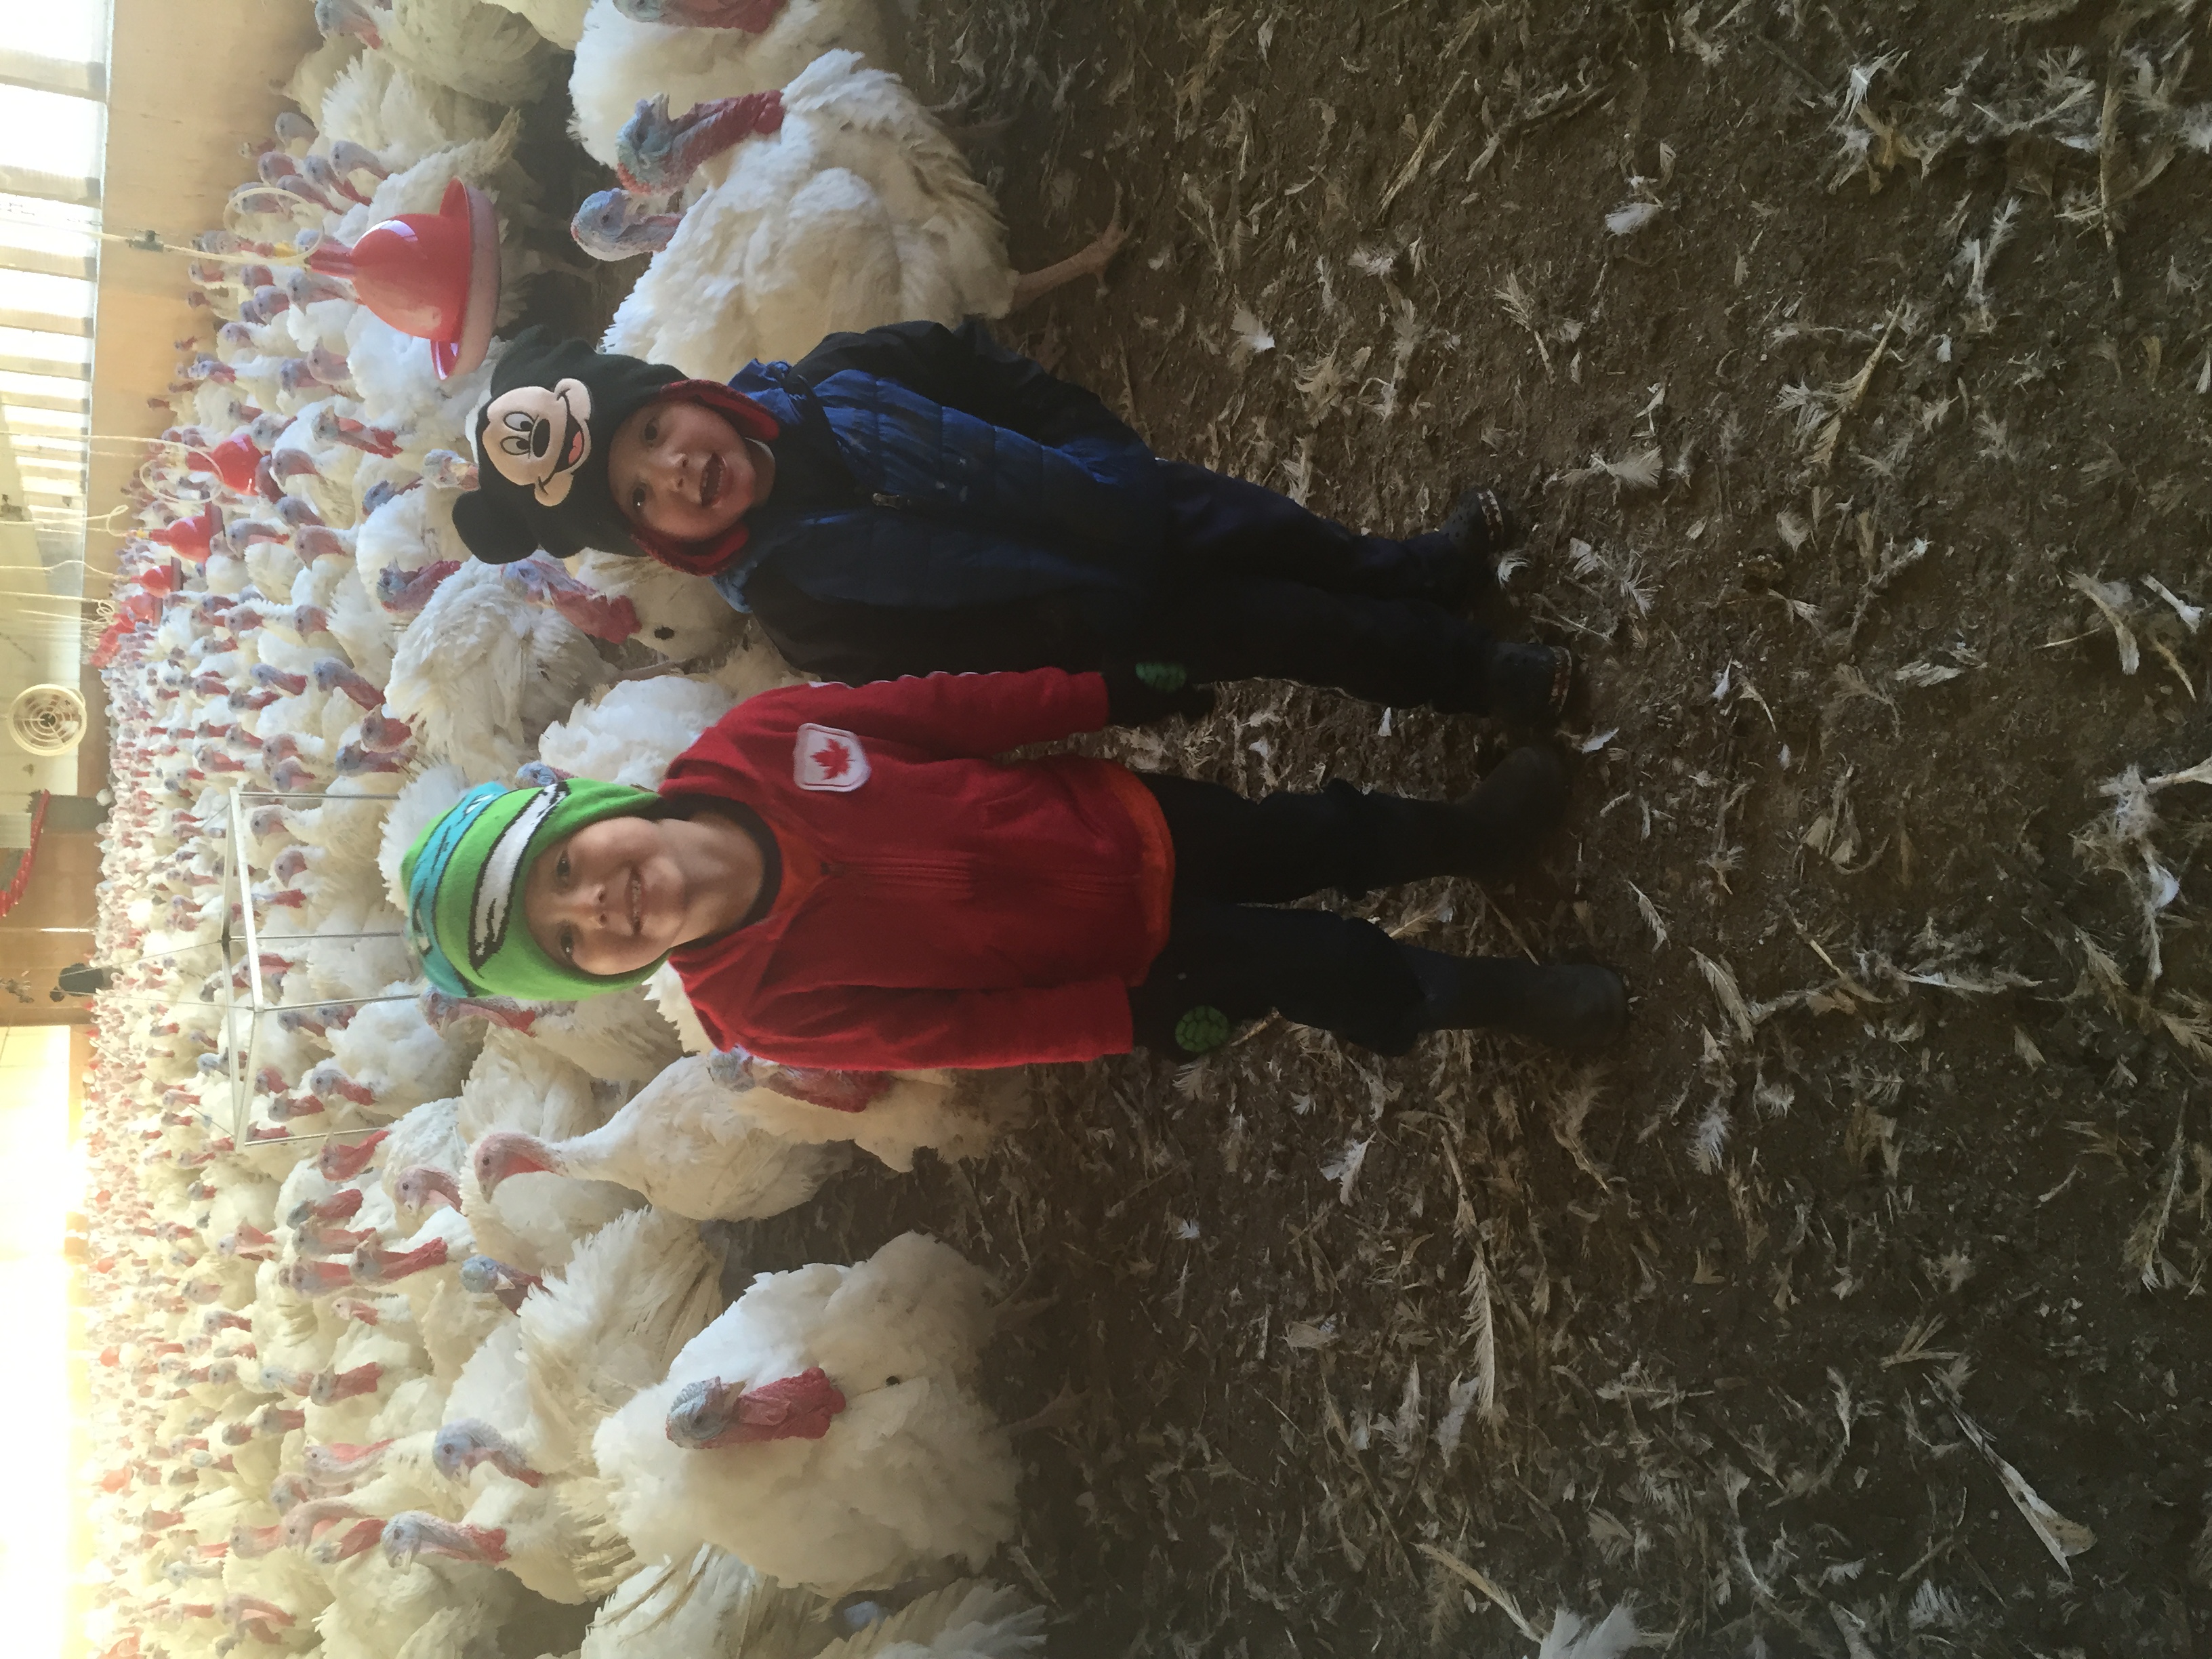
[78,3,1102,1657]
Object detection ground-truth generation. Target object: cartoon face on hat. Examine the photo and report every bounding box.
[451,327,687,566]
[481,378,593,508]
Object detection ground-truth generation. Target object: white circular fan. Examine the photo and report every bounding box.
[9,683,87,756]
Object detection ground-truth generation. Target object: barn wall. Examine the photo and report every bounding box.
[0,822,101,1025]
[84,0,327,587]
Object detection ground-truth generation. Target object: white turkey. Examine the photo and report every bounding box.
[316,0,560,106]
[577,52,1122,382]
[432,1204,724,1486]
[314,47,504,169]
[568,0,891,168]
[815,1581,1046,1659]
[483,0,594,47]
[381,1483,632,1603]
[384,560,616,779]
[316,981,485,1115]
[310,1518,516,1659]
[535,672,737,787]
[592,1231,1019,1597]
[439,1028,647,1267]
[565,550,756,662]
[471,1052,851,1221]
[577,1544,828,1659]
[423,985,685,1084]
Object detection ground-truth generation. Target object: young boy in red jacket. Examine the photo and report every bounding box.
[402,668,1626,1067]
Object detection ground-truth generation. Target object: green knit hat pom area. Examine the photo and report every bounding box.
[401,776,663,1002]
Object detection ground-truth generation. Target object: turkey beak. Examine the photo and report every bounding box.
[315,1517,384,1564]
[665,1376,743,1450]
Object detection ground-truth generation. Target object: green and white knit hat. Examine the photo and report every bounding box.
[402,776,661,1001]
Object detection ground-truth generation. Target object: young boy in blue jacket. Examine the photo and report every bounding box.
[452,323,1570,717]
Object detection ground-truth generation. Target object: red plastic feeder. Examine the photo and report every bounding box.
[323,178,500,380]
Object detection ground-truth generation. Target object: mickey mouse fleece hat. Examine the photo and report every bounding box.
[451,326,686,565]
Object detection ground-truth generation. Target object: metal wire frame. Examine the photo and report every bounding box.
[91,788,417,1144]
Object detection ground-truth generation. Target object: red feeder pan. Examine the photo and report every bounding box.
[337,178,500,380]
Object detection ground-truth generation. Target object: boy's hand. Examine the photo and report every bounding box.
[1100,660,1216,726]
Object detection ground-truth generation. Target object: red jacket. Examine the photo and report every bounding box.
[662,670,1174,1069]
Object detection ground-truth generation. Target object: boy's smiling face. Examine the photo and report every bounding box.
[609,398,774,544]
[523,815,691,977]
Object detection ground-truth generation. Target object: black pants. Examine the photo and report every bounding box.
[1139,462,1498,710]
[1127,773,1465,1057]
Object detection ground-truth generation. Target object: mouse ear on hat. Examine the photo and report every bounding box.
[451,490,547,565]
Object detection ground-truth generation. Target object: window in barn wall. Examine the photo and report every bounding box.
[0,0,112,644]
[3,0,111,64]
[0,85,106,186]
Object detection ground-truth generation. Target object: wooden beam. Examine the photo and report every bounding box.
[0,356,90,383]
[0,164,100,209]
[0,405,86,428]
[0,394,90,416]
[0,246,97,284]
[0,50,104,100]
[0,308,94,340]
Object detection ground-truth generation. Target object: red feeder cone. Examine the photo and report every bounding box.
[342,179,500,380]
[192,434,262,494]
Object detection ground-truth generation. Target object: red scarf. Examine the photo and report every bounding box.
[626,380,783,577]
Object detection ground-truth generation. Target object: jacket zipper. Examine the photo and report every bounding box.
[825,851,1131,897]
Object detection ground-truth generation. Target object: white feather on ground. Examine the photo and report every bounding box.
[1536,1604,1645,1659]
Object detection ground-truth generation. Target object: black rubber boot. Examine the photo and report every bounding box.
[1403,949,1629,1052]
[1446,745,1568,880]
[1442,485,1525,579]
[1482,640,1574,726]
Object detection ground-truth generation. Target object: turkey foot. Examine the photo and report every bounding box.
[613,655,705,684]
[1006,1380,1088,1437]
[1009,220,1128,309]
[942,116,1016,155]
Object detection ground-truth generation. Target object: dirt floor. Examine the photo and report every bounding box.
[522,1,2212,1652]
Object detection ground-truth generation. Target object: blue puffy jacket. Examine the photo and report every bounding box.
[711,321,1171,683]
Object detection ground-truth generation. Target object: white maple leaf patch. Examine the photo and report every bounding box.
[794,724,869,792]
